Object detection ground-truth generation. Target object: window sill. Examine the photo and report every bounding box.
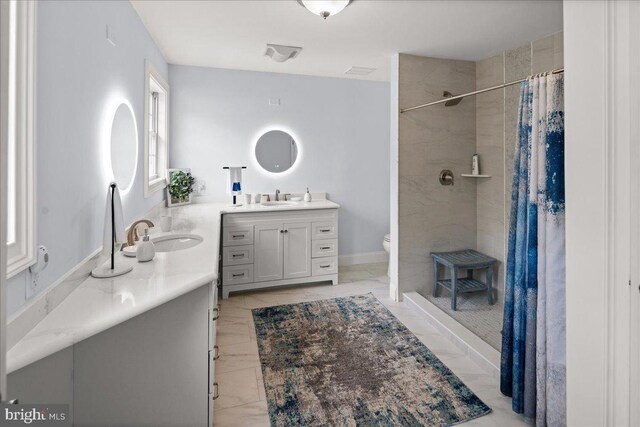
[144,177,166,198]
[7,250,36,279]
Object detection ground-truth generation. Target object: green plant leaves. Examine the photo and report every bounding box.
[168,170,195,202]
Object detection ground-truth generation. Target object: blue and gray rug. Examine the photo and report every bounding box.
[252,293,491,426]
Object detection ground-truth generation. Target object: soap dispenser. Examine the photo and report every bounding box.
[304,187,312,202]
[136,229,156,262]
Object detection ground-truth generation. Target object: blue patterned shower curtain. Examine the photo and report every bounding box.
[500,73,566,427]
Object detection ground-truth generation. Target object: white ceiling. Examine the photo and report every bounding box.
[130,0,563,82]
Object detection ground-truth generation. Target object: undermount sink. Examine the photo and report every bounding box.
[151,234,203,252]
[261,201,298,206]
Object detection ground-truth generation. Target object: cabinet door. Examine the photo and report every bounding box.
[254,223,284,282]
[73,285,209,426]
[284,222,311,280]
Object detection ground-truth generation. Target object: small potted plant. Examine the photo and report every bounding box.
[166,169,195,207]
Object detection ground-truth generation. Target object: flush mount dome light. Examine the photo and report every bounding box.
[298,0,351,19]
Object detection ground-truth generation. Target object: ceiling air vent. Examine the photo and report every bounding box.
[345,66,376,76]
[265,44,302,63]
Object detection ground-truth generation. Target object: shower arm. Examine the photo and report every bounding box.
[400,68,564,114]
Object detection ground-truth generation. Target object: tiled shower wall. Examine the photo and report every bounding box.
[397,54,477,294]
[395,32,563,301]
[475,31,564,303]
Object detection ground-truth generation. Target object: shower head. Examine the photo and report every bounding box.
[443,91,463,107]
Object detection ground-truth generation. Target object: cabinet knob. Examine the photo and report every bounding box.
[212,305,220,321]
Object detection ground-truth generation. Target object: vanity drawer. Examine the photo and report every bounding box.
[223,264,254,285]
[312,222,337,239]
[223,245,254,266]
[312,239,338,258]
[312,257,338,276]
[223,226,254,246]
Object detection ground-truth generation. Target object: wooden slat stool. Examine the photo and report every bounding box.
[431,249,498,311]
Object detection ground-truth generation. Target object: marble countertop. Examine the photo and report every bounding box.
[218,198,340,214]
[7,199,340,373]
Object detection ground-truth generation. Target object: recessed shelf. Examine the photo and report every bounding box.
[461,174,491,178]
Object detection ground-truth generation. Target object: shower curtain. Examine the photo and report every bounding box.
[500,73,566,427]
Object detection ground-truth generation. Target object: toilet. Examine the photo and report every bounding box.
[383,233,391,277]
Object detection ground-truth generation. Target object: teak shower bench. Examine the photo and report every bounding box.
[431,249,498,311]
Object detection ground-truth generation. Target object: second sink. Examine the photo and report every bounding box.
[261,201,298,207]
[151,234,203,252]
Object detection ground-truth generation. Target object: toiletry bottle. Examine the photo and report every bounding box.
[472,154,479,175]
[136,229,156,262]
[304,187,312,202]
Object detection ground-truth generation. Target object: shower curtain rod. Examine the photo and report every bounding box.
[400,68,564,113]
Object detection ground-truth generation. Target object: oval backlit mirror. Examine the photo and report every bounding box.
[110,102,138,194]
[255,130,298,173]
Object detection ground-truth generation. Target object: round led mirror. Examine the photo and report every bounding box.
[255,130,298,173]
[109,102,138,194]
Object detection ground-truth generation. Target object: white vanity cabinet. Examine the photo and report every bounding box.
[222,208,339,298]
[7,282,220,427]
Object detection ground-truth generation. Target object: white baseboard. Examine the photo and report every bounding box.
[338,251,388,266]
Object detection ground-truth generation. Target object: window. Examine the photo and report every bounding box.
[144,60,169,197]
[2,0,36,278]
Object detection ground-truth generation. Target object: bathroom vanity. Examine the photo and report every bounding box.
[6,200,339,426]
[6,203,222,426]
[221,201,340,298]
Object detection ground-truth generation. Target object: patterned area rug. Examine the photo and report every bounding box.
[252,294,491,426]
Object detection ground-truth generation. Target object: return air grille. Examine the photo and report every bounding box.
[344,66,376,76]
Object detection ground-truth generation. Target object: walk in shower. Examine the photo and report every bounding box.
[393,31,564,354]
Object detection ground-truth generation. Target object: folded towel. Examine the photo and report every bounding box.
[102,183,127,254]
[226,167,243,196]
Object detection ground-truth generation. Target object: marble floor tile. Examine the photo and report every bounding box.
[213,400,270,427]
[216,320,252,347]
[216,340,261,374]
[212,263,527,426]
[215,367,261,410]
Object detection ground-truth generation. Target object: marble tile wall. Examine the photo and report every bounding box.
[477,31,564,303]
[395,32,563,303]
[398,54,477,295]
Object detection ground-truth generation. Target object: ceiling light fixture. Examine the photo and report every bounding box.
[297,1,351,19]
[265,44,303,62]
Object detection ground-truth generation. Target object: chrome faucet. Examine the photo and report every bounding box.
[275,189,280,201]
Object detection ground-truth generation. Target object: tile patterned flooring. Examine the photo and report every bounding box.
[213,263,526,426]
[424,292,504,351]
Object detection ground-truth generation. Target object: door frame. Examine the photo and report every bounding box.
[629,1,640,424]
[0,0,10,401]
[565,0,638,424]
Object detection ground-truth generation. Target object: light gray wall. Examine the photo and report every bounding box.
[169,65,390,256]
[7,0,168,316]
